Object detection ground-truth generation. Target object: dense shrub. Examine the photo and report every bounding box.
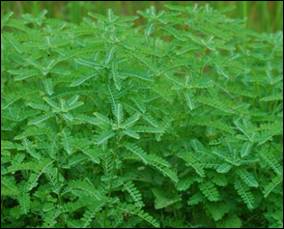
[1,5,283,228]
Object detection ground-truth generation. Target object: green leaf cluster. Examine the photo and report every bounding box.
[1,5,283,228]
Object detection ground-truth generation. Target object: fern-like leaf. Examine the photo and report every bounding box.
[234,180,255,209]
[178,152,205,177]
[237,169,259,188]
[80,203,104,228]
[124,143,148,164]
[96,130,115,145]
[61,129,72,155]
[124,181,144,208]
[123,129,140,139]
[148,156,178,183]
[18,191,31,214]
[119,203,160,228]
[122,113,141,129]
[199,181,220,202]
[259,150,282,176]
[68,179,105,201]
[263,175,283,198]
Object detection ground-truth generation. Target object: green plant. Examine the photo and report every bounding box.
[1,5,283,228]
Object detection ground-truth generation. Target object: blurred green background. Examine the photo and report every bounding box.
[1,1,283,32]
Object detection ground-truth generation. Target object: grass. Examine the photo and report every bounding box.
[1,1,283,32]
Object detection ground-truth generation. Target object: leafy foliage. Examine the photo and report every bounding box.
[1,4,283,228]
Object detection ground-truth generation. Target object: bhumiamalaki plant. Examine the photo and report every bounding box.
[1,5,283,228]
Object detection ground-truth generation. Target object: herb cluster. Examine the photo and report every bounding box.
[1,5,283,228]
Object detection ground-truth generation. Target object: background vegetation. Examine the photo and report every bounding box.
[1,1,283,32]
